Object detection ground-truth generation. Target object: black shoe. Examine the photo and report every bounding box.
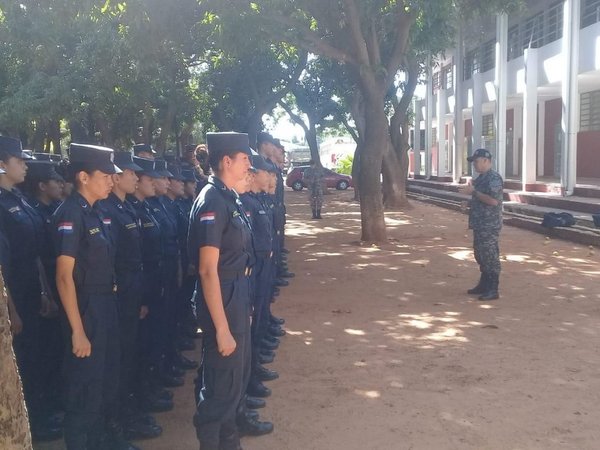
[123,419,162,441]
[174,353,198,370]
[163,364,185,378]
[274,278,289,287]
[270,315,285,325]
[280,271,295,278]
[261,338,279,351]
[148,387,173,401]
[478,273,499,301]
[467,273,488,295]
[269,325,286,337]
[273,290,280,298]
[282,248,290,254]
[273,287,280,295]
[263,335,280,345]
[246,396,266,409]
[160,373,184,388]
[247,380,272,398]
[254,365,279,382]
[258,352,274,364]
[177,338,196,351]
[138,395,174,413]
[238,416,274,437]
[106,421,142,450]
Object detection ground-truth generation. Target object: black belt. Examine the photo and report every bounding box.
[219,267,252,281]
[80,284,117,295]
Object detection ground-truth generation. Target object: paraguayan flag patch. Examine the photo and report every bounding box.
[58,222,74,233]
[200,212,215,224]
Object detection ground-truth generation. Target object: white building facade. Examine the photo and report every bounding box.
[411,0,600,194]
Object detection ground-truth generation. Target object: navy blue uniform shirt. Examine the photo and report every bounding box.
[52,192,115,294]
[98,193,143,274]
[240,192,272,256]
[148,196,178,259]
[127,194,162,266]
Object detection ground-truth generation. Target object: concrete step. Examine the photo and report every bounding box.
[407,184,600,247]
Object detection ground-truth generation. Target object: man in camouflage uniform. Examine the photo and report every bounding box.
[459,148,503,301]
[303,160,325,219]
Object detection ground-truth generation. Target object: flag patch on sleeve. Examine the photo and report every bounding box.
[103,218,112,226]
[200,212,215,224]
[58,222,74,233]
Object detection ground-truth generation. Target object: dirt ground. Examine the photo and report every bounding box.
[38,189,600,450]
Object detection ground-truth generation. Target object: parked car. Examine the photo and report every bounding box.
[286,166,353,191]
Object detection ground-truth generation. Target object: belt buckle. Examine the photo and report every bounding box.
[245,267,251,277]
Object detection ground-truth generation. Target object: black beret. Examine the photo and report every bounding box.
[132,143,156,156]
[25,160,64,182]
[251,154,271,172]
[68,143,122,175]
[154,159,173,178]
[167,164,185,181]
[114,152,143,172]
[133,156,161,178]
[0,136,33,160]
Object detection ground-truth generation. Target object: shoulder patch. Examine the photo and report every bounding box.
[200,212,215,223]
[58,222,74,233]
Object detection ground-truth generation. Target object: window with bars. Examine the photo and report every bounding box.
[582,0,600,28]
[464,49,479,80]
[507,25,522,61]
[480,39,496,72]
[442,64,453,90]
[482,114,495,137]
[546,1,564,43]
[432,71,441,92]
[522,12,544,49]
[580,90,600,131]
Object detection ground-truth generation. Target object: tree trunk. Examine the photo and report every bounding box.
[351,142,362,201]
[142,103,154,144]
[306,122,321,165]
[47,120,62,154]
[382,145,409,209]
[155,98,177,154]
[357,92,388,242]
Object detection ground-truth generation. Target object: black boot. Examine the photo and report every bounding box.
[478,273,499,301]
[237,414,274,437]
[316,208,322,219]
[467,273,488,295]
[312,208,317,219]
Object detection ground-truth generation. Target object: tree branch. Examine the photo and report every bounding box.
[384,10,417,88]
[341,0,370,65]
[279,100,310,136]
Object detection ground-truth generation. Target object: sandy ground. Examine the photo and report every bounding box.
[38,189,600,450]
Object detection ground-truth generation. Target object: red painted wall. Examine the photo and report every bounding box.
[544,98,562,177]
[577,132,600,178]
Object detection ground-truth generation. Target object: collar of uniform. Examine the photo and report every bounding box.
[0,186,20,199]
[208,175,237,200]
[108,192,125,209]
[72,191,93,212]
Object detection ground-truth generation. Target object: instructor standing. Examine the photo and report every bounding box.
[459,148,503,301]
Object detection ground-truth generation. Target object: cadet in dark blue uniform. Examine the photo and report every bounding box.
[97,152,159,446]
[20,159,65,432]
[52,144,121,449]
[0,137,61,441]
[189,132,254,450]
[147,160,184,386]
[128,157,174,415]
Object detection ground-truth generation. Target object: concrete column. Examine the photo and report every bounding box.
[413,98,422,177]
[425,54,434,179]
[436,88,447,176]
[512,105,523,177]
[522,48,539,190]
[448,120,454,175]
[495,13,509,179]
[453,28,465,183]
[472,72,483,150]
[561,0,580,195]
[537,99,546,176]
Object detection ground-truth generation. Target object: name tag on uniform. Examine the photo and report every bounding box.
[126,223,137,230]
[9,206,21,213]
[143,222,155,228]
[89,227,100,235]
[258,210,266,215]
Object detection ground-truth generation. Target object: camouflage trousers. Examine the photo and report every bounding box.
[473,228,501,275]
[309,186,323,210]
[0,275,33,450]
